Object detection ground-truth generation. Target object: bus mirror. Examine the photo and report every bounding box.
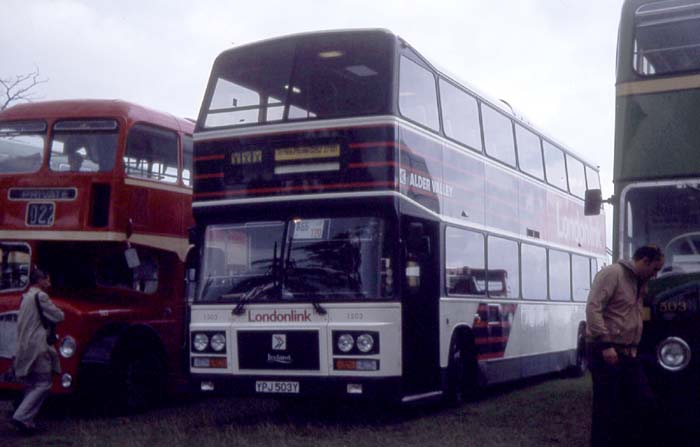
[584,189,602,216]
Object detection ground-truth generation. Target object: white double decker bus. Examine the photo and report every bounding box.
[188,29,607,403]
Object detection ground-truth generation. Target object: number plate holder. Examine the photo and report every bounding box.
[255,380,300,394]
[26,202,55,227]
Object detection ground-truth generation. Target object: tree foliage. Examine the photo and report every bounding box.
[1,68,48,111]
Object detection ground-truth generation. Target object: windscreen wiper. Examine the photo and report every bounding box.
[231,242,280,315]
[310,297,327,315]
[232,280,277,315]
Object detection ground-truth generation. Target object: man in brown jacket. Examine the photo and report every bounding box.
[586,245,664,447]
[11,268,64,434]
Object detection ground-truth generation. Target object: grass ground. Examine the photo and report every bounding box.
[1,374,595,447]
[5,372,700,446]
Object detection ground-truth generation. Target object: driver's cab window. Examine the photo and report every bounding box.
[662,234,700,276]
[96,246,159,294]
[0,243,30,292]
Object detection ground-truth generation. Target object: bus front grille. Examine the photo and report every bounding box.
[237,330,320,370]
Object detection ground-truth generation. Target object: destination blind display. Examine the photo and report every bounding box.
[9,188,77,201]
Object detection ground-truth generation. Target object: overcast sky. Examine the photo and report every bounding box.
[3,0,624,245]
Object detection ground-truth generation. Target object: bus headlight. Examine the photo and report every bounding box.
[356,333,375,353]
[59,336,77,358]
[337,334,354,353]
[193,333,209,352]
[657,337,691,371]
[210,333,226,352]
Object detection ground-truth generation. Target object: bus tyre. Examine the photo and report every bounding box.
[567,325,588,378]
[446,336,478,405]
[115,349,165,413]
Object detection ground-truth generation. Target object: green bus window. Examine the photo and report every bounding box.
[634,3,700,76]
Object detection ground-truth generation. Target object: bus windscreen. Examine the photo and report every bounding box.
[201,32,393,129]
[197,217,390,302]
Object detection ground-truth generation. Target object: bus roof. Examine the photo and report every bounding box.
[0,99,194,134]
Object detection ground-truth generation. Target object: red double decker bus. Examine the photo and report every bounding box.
[0,99,194,409]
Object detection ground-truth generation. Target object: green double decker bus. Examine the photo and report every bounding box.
[592,0,700,416]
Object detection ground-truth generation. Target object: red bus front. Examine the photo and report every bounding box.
[0,100,194,410]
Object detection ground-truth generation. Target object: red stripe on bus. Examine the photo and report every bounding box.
[194,173,224,180]
[474,336,510,345]
[348,161,398,169]
[193,180,396,199]
[348,141,396,149]
[194,154,225,162]
[348,141,415,153]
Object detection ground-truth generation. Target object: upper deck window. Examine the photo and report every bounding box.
[124,124,179,183]
[481,104,516,168]
[586,165,601,190]
[50,119,118,173]
[0,120,46,174]
[201,32,393,129]
[634,1,700,76]
[515,124,544,180]
[399,56,440,131]
[566,154,587,199]
[439,79,482,151]
[543,140,568,192]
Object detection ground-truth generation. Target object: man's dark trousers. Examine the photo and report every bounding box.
[589,345,657,447]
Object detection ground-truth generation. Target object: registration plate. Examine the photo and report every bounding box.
[255,380,300,394]
[26,202,55,226]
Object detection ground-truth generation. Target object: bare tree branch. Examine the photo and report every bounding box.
[0,68,49,111]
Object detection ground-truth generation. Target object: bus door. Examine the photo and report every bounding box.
[401,218,440,395]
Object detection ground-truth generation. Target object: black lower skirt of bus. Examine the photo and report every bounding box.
[192,374,403,401]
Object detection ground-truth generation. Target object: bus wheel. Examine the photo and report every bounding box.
[446,336,478,405]
[567,325,588,378]
[115,349,165,413]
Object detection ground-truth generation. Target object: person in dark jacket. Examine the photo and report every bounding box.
[586,245,664,447]
[11,268,64,434]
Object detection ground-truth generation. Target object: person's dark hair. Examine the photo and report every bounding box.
[29,267,48,285]
[633,245,664,262]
